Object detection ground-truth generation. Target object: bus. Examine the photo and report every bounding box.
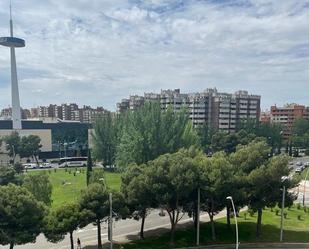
[58,157,87,168]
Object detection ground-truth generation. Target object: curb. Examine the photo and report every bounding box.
[177,243,309,249]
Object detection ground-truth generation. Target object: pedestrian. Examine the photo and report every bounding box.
[77,238,81,249]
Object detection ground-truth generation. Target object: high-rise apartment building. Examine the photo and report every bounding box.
[117,88,261,133]
[1,104,107,123]
[270,104,309,139]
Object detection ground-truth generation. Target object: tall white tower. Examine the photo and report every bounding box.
[0,3,25,129]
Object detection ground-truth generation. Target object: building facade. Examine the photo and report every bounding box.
[2,104,108,123]
[270,104,309,139]
[117,88,261,133]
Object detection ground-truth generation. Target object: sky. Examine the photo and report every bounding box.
[0,0,309,111]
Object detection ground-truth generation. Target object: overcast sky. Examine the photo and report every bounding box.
[0,0,309,111]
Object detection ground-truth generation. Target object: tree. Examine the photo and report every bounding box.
[197,124,215,153]
[0,184,45,249]
[92,112,119,167]
[121,164,155,239]
[19,135,42,166]
[247,155,297,237]
[229,139,270,174]
[240,120,283,154]
[291,118,309,150]
[79,184,125,249]
[2,131,21,164]
[146,147,201,246]
[44,203,87,249]
[86,149,93,186]
[0,166,21,186]
[115,102,200,169]
[22,173,53,206]
[198,152,235,240]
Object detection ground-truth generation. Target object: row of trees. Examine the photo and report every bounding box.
[93,101,285,170]
[291,118,309,152]
[0,131,42,165]
[0,140,298,248]
[121,140,298,246]
[0,167,52,249]
[0,163,124,249]
[93,102,199,169]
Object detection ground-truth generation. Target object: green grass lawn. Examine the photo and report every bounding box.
[301,168,309,180]
[122,206,309,249]
[28,168,121,208]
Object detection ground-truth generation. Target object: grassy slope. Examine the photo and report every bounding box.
[123,207,309,249]
[28,168,121,208]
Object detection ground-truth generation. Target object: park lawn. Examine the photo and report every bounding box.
[301,168,309,180]
[122,206,309,249]
[28,168,121,209]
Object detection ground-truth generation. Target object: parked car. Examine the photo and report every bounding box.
[295,167,302,173]
[23,163,37,169]
[296,161,303,166]
[289,161,294,165]
[39,162,51,168]
[305,162,309,167]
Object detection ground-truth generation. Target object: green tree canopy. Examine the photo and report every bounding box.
[121,163,156,239]
[0,184,45,249]
[115,102,200,169]
[44,203,88,249]
[145,147,201,246]
[79,184,125,249]
[22,173,53,206]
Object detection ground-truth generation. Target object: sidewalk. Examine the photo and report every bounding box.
[83,210,228,248]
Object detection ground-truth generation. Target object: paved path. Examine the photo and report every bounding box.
[15,209,227,249]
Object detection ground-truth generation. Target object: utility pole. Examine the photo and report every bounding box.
[280,185,286,242]
[303,170,309,206]
[196,187,200,246]
[109,193,113,249]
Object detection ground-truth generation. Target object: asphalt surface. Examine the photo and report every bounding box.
[14,209,224,249]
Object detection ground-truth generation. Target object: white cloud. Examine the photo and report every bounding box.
[0,0,309,111]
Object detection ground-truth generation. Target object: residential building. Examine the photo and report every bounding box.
[1,104,108,123]
[270,104,309,139]
[117,88,261,133]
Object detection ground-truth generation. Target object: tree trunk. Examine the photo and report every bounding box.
[140,209,146,240]
[209,213,216,241]
[256,208,263,238]
[168,210,176,247]
[193,200,198,229]
[9,242,14,249]
[226,206,231,230]
[170,221,176,247]
[97,219,102,249]
[34,154,39,167]
[69,231,74,249]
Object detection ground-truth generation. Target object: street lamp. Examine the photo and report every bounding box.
[109,193,113,249]
[280,176,289,242]
[196,187,200,246]
[303,170,309,206]
[226,196,239,249]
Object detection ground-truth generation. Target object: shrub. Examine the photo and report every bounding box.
[275,209,280,216]
[298,215,302,221]
[248,209,255,217]
[284,212,287,219]
[297,203,301,210]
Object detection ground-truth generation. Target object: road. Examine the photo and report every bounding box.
[15,209,223,249]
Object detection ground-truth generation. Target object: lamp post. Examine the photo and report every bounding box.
[280,176,289,242]
[196,187,200,246]
[226,196,239,249]
[109,193,113,249]
[303,170,309,206]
